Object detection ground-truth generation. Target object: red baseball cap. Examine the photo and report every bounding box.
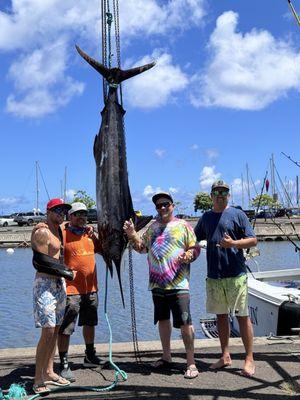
[46,198,71,211]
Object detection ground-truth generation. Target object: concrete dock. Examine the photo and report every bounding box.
[0,337,299,399]
[1,217,300,247]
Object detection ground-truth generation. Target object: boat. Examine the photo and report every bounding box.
[200,268,300,339]
[232,269,300,337]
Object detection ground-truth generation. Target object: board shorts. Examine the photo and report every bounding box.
[33,274,66,328]
[152,288,192,328]
[206,274,249,317]
[59,292,98,335]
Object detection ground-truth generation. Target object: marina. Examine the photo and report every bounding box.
[1,217,300,247]
[1,241,299,349]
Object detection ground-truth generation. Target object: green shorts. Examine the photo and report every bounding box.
[206,274,248,317]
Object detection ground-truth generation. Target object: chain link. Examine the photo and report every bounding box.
[128,244,142,364]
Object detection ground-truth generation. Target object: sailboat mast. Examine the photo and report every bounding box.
[246,163,251,209]
[36,161,39,212]
[296,175,299,208]
[63,166,67,202]
[241,174,245,209]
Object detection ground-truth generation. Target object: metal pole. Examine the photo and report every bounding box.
[36,161,39,212]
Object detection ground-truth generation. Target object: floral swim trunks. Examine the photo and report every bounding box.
[33,274,66,328]
[206,274,248,317]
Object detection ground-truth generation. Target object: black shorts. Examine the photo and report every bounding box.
[152,289,192,329]
[59,292,98,335]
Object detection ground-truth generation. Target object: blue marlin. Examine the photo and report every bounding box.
[76,45,154,305]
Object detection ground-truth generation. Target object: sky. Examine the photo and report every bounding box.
[1,0,300,216]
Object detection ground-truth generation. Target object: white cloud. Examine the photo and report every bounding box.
[191,11,300,110]
[154,148,166,159]
[190,144,198,150]
[205,148,219,160]
[143,185,156,197]
[65,189,77,201]
[0,197,20,207]
[125,51,189,108]
[0,1,205,117]
[199,166,221,190]
[5,40,84,117]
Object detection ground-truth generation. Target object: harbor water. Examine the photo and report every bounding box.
[0,241,299,349]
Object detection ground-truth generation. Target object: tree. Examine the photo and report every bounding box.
[251,194,281,208]
[72,190,96,208]
[194,192,213,213]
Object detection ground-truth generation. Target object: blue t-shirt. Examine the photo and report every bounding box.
[194,207,256,279]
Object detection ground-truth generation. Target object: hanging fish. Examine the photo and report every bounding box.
[76,45,154,306]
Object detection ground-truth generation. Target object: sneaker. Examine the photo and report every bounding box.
[59,357,76,382]
[83,349,102,368]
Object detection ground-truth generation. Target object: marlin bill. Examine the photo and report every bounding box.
[76,45,154,306]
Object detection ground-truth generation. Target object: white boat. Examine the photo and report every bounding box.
[231,269,300,337]
[201,268,300,339]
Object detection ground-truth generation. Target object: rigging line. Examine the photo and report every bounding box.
[266,214,300,252]
[37,163,50,201]
[251,170,268,231]
[281,151,300,168]
[287,0,300,26]
[250,174,258,196]
[273,162,294,207]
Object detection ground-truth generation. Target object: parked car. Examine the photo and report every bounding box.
[14,212,46,226]
[255,210,275,219]
[87,208,98,224]
[0,215,16,227]
[175,214,190,219]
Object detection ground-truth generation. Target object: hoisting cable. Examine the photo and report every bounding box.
[112,0,123,107]
[101,0,108,102]
[287,0,300,26]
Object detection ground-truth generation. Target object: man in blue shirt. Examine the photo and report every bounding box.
[194,180,257,377]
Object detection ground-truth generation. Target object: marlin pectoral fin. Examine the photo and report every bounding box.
[134,215,153,232]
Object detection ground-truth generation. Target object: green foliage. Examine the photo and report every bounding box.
[72,190,96,208]
[251,194,281,208]
[194,192,213,213]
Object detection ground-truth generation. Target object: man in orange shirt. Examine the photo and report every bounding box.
[57,202,102,382]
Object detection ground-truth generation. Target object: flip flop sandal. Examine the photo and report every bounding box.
[184,366,199,379]
[32,383,51,394]
[44,377,71,387]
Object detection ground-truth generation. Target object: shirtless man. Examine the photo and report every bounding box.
[31,198,73,394]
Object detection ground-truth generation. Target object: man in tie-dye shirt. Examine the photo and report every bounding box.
[123,192,200,379]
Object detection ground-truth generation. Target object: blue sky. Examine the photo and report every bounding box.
[1,0,300,216]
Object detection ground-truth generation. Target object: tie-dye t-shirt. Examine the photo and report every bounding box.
[142,217,200,290]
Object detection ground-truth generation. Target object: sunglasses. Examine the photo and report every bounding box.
[211,190,229,196]
[72,211,88,217]
[51,206,68,215]
[156,202,172,210]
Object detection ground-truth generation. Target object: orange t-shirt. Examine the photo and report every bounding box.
[62,227,100,295]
